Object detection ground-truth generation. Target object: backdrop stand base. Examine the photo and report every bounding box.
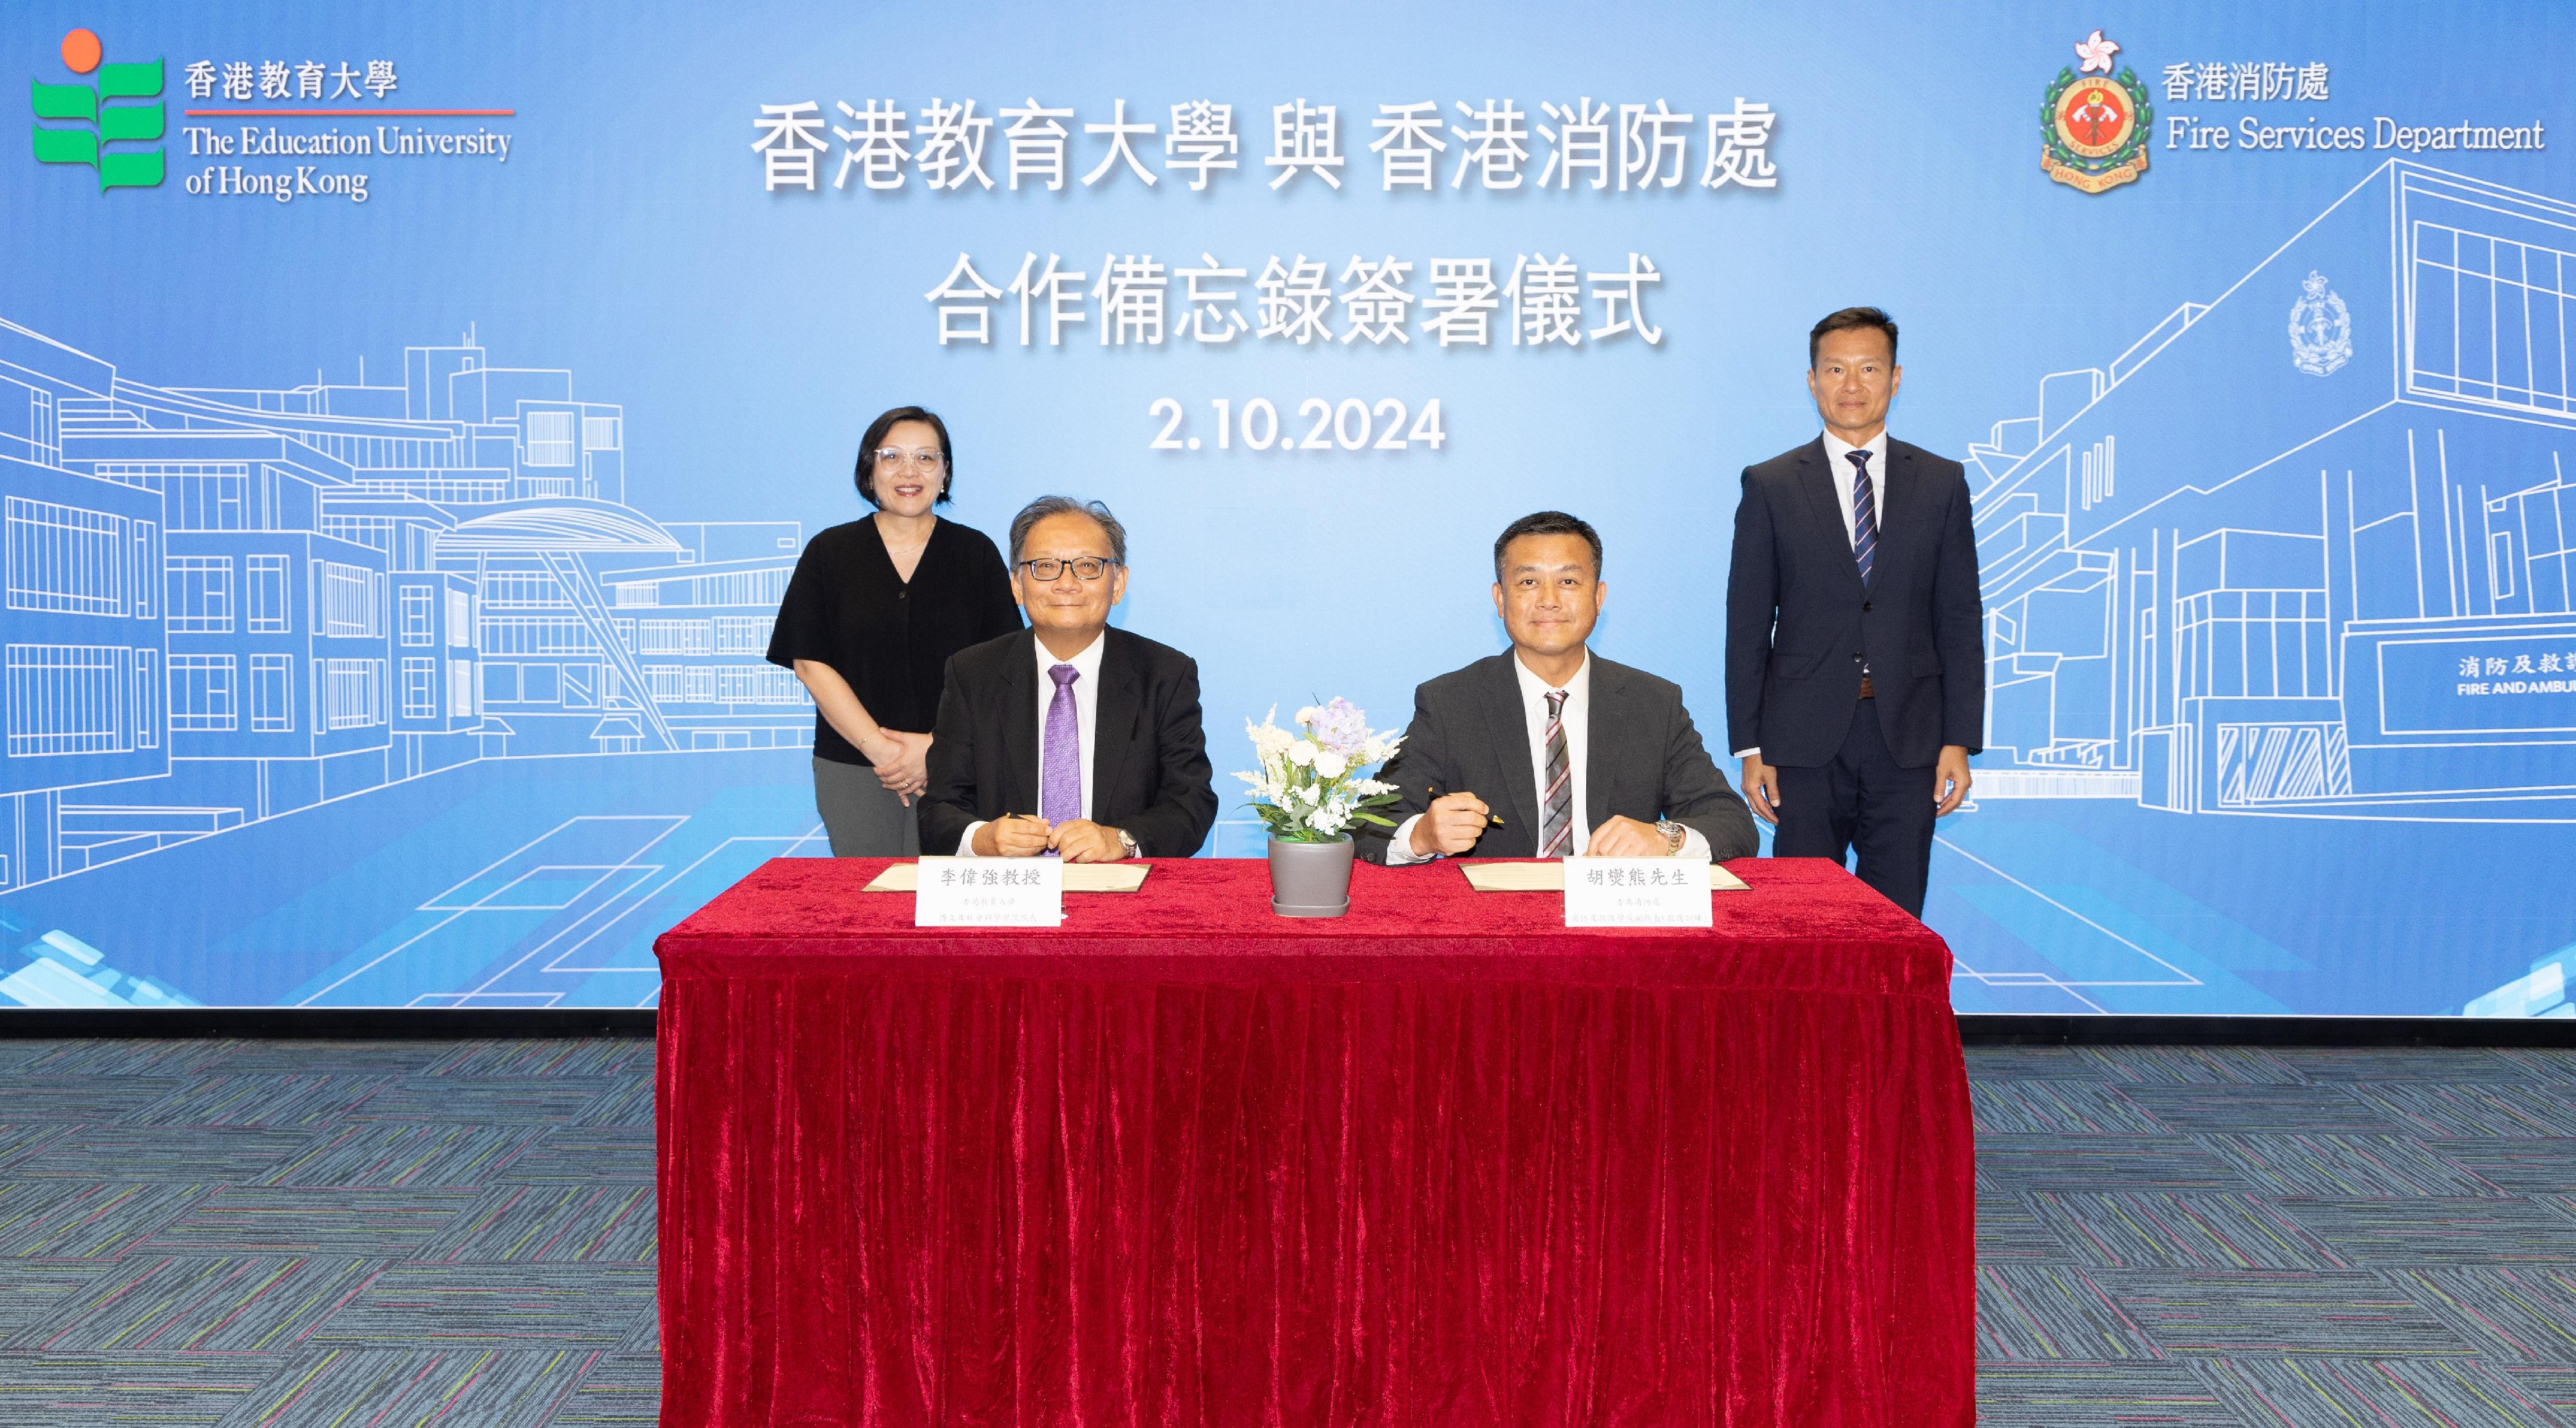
[1955,1014,2576,1047]
[0,1009,656,1038]
[0,1009,2567,1045]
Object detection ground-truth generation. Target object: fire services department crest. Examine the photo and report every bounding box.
[2042,30,2152,193]
[2288,271,2353,376]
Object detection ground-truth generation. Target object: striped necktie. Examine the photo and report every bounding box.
[1846,448,1877,588]
[1539,689,1572,857]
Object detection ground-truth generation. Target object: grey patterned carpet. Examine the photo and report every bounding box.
[0,1038,2569,1424]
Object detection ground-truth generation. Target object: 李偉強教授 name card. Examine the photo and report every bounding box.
[911,856,1065,926]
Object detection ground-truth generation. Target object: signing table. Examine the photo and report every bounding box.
[654,857,1973,1427]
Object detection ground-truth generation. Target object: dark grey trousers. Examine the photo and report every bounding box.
[812,756,923,858]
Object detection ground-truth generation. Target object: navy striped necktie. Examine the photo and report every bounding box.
[1846,449,1877,587]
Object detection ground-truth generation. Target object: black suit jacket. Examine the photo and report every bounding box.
[1725,436,1985,768]
[1356,651,1759,864]
[918,627,1218,858]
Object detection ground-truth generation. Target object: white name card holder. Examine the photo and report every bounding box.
[1562,856,1715,929]
[913,856,1064,928]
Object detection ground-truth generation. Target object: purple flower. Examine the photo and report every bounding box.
[1311,698,1368,756]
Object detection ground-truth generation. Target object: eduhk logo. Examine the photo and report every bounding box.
[31,27,164,190]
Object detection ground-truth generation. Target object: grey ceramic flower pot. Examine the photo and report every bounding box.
[1267,835,1354,917]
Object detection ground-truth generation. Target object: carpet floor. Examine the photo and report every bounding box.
[0,1038,2568,1425]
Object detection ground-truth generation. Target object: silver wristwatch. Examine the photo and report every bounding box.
[1115,827,1141,859]
[1656,819,1685,854]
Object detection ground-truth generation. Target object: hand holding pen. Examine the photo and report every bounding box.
[1411,786,1501,859]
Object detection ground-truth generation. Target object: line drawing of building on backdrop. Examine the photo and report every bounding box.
[1967,160,2576,821]
[0,318,812,906]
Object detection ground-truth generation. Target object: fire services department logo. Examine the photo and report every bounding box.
[2041,30,2151,194]
[2288,271,2353,376]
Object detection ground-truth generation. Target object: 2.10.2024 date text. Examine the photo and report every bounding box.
[1148,397,1446,453]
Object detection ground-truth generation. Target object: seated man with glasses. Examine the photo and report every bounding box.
[918,496,1219,861]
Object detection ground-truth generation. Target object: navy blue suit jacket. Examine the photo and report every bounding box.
[1724,436,1985,768]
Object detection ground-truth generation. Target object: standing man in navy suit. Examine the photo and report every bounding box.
[1725,307,1985,917]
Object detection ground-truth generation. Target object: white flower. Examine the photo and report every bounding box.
[1245,709,1293,754]
[1244,699,1404,826]
[2072,28,2119,75]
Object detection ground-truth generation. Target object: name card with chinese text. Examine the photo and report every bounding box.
[913,856,1063,927]
[1562,856,1714,928]
[867,861,1148,893]
[1461,860,1748,893]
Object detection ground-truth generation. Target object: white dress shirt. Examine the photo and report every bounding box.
[1390,649,1711,862]
[1821,427,1889,553]
[1736,429,1889,759]
[957,631,1104,855]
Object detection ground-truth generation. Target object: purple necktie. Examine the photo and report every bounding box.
[1041,662,1081,826]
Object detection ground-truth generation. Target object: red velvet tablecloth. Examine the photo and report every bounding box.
[654,857,1973,1428]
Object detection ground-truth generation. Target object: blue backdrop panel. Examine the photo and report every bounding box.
[4,1,2572,1014]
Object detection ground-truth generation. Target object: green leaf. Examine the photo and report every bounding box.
[32,80,95,121]
[99,104,162,142]
[33,127,97,166]
[100,149,162,189]
[97,60,163,100]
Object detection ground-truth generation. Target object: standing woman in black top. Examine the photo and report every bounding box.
[766,406,1021,855]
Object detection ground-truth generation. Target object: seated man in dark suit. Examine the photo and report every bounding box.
[1359,511,1759,866]
[918,496,1218,861]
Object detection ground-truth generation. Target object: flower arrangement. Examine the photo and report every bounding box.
[1236,699,1405,843]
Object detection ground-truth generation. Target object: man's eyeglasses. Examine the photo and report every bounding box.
[873,447,946,471]
[1017,557,1119,582]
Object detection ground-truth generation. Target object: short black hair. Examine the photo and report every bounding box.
[1808,307,1899,369]
[853,405,954,507]
[1493,510,1603,581]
